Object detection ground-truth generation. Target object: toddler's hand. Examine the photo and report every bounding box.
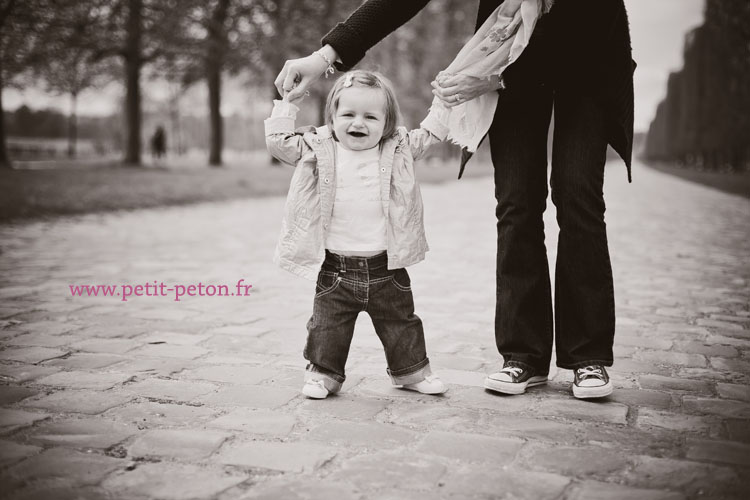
[284,88,310,105]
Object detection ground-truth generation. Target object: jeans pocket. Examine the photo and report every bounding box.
[315,271,341,298]
[390,268,411,292]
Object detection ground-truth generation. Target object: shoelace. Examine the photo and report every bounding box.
[500,366,523,378]
[423,375,438,383]
[577,366,604,379]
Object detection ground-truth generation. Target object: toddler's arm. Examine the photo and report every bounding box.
[264,100,310,165]
[406,100,451,161]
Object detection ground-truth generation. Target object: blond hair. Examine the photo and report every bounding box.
[324,70,401,141]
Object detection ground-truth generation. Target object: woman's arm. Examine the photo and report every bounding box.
[322,0,433,70]
[431,73,505,107]
[275,0,433,102]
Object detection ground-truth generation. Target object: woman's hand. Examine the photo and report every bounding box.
[431,72,496,108]
[275,45,338,103]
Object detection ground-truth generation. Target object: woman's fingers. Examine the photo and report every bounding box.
[432,89,461,108]
[274,62,290,96]
[440,74,464,88]
[282,67,300,94]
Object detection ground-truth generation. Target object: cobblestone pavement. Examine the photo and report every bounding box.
[0,160,749,500]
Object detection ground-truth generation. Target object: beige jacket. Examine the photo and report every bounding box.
[265,100,449,280]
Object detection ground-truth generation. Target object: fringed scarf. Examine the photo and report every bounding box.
[427,0,554,152]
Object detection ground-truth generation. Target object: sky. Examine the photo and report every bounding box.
[5,0,706,133]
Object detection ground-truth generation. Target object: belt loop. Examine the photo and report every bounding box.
[339,253,346,273]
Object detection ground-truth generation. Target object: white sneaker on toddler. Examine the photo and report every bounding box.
[302,379,329,399]
[402,375,446,395]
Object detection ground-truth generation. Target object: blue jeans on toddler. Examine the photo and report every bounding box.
[304,250,432,393]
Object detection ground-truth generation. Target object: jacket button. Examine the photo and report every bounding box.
[324,178,330,183]
[324,223,328,228]
[380,168,386,172]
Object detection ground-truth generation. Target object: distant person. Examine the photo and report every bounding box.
[150,126,166,163]
[266,70,451,399]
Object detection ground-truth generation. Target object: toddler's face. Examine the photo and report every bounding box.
[332,86,387,151]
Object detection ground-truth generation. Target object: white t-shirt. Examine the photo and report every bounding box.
[325,142,387,255]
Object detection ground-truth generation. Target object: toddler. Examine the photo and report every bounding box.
[265,70,450,399]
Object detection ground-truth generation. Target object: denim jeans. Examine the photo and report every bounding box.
[304,250,431,392]
[488,13,615,373]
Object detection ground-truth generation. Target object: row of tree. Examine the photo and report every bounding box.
[644,0,750,171]
[1,0,477,169]
[4,104,268,154]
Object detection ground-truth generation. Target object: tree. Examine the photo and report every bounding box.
[163,0,263,166]
[35,1,114,157]
[0,0,49,168]
[80,0,193,166]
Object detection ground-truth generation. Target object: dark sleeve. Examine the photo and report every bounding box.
[321,0,433,70]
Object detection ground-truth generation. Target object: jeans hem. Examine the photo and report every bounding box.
[557,359,613,370]
[388,358,431,385]
[306,363,344,392]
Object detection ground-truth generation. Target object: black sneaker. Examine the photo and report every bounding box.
[484,362,548,395]
[573,365,613,399]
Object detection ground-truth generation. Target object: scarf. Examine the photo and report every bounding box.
[426,0,553,152]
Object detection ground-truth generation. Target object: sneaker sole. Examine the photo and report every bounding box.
[400,385,447,395]
[301,388,328,399]
[573,381,613,399]
[484,376,547,395]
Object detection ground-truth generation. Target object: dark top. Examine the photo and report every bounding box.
[322,0,635,181]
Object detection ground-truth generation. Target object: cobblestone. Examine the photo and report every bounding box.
[523,444,630,477]
[0,440,42,468]
[218,441,337,472]
[624,455,744,498]
[208,408,296,435]
[43,353,128,370]
[4,448,124,486]
[685,438,750,467]
[21,389,134,414]
[307,421,418,448]
[534,399,629,425]
[567,481,686,500]
[635,408,717,434]
[638,374,713,393]
[716,382,750,402]
[27,417,137,449]
[0,386,38,405]
[124,378,217,401]
[0,346,69,364]
[101,462,247,500]
[417,430,524,463]
[196,385,298,408]
[34,370,131,390]
[0,408,49,433]
[128,428,229,460]
[681,397,750,418]
[439,466,570,499]
[330,451,446,491]
[1,162,749,498]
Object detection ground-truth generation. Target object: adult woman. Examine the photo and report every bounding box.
[276,0,635,399]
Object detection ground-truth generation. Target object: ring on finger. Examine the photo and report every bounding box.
[455,93,463,102]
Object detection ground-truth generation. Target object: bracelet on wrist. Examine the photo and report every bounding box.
[313,50,335,78]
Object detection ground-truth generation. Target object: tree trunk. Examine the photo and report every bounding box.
[0,74,11,169]
[124,0,143,165]
[68,92,78,158]
[206,0,229,167]
[207,62,222,166]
